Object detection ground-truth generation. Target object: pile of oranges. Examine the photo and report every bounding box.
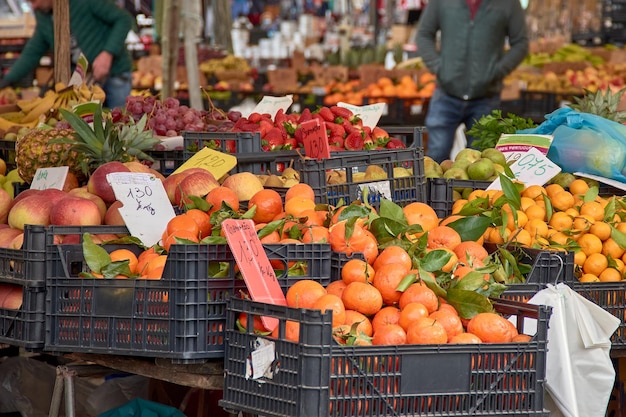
[322,73,436,107]
[450,179,626,283]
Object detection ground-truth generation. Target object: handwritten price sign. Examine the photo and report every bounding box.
[173,147,237,179]
[223,219,285,330]
[30,167,69,190]
[487,147,561,191]
[337,101,386,129]
[301,119,330,160]
[107,172,176,246]
[252,95,294,119]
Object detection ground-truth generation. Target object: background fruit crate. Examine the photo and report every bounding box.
[294,147,426,211]
[381,125,425,148]
[0,139,16,170]
[569,282,626,349]
[44,226,331,361]
[0,225,48,287]
[220,297,551,417]
[0,279,45,350]
[426,177,492,218]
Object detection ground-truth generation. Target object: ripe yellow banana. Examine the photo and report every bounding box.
[79,83,92,100]
[21,93,56,123]
[16,97,42,113]
[91,85,106,103]
[54,81,68,93]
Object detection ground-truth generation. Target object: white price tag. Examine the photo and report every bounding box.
[245,338,276,380]
[252,95,294,119]
[106,172,176,246]
[487,147,561,191]
[30,167,69,190]
[337,101,386,129]
[357,180,392,201]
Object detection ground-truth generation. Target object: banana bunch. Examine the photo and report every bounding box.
[0,168,25,199]
[1,82,107,128]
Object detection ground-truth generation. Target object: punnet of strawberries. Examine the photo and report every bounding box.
[232,105,406,152]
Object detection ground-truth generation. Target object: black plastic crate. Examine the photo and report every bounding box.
[0,139,16,170]
[220,297,551,417]
[0,225,47,287]
[570,282,626,349]
[295,147,426,211]
[0,281,45,350]
[44,226,331,361]
[145,149,185,176]
[182,131,300,175]
[427,177,492,218]
[381,125,425,148]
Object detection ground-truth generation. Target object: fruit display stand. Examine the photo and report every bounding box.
[220,297,551,417]
[43,225,332,361]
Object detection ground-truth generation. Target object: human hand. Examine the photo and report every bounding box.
[92,51,113,82]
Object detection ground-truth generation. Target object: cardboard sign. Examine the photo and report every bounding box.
[252,95,294,119]
[107,172,176,247]
[487,147,561,190]
[30,167,69,190]
[173,147,237,179]
[68,53,88,86]
[496,134,554,164]
[222,219,286,330]
[300,119,330,160]
[337,101,386,129]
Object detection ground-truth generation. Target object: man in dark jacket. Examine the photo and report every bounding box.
[416,0,529,162]
[0,0,134,109]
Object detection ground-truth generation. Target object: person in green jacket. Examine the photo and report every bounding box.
[416,0,529,162]
[0,0,134,109]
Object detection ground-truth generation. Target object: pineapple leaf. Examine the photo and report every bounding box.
[92,105,105,143]
[58,108,103,153]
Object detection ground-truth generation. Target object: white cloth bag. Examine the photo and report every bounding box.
[523,283,620,417]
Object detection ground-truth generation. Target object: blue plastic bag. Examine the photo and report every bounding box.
[97,398,186,417]
[519,107,626,183]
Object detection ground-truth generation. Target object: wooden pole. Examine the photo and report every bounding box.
[53,0,71,84]
[161,0,180,98]
[213,0,232,53]
[183,0,203,109]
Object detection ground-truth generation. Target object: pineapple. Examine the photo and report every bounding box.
[568,87,626,123]
[15,104,160,183]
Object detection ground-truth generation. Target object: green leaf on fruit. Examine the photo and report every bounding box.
[378,198,407,225]
[457,197,490,216]
[610,225,626,249]
[101,260,133,278]
[445,288,494,319]
[336,204,372,223]
[420,249,451,272]
[445,215,492,242]
[81,233,111,274]
[583,186,599,203]
[499,173,521,210]
[369,217,408,242]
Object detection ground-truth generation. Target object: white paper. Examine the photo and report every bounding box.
[245,338,276,380]
[30,166,69,190]
[252,95,294,119]
[337,101,386,129]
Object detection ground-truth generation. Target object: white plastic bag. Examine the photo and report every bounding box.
[525,283,620,417]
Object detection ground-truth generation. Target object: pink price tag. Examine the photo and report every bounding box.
[301,119,331,160]
[222,219,286,330]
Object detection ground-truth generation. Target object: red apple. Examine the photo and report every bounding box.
[10,188,40,209]
[68,188,107,221]
[104,200,126,226]
[0,227,23,248]
[174,171,219,206]
[0,188,12,223]
[49,196,102,226]
[61,171,80,192]
[162,172,185,204]
[8,194,55,230]
[87,161,131,203]
[222,172,264,201]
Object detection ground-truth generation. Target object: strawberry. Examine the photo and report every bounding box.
[312,113,325,124]
[317,106,335,122]
[225,140,236,153]
[298,108,312,124]
[262,127,285,151]
[330,106,353,120]
[283,137,298,150]
[363,134,376,150]
[344,131,365,151]
[342,119,359,135]
[274,108,287,125]
[329,145,345,152]
[258,120,274,137]
[385,138,406,149]
[294,126,304,145]
[328,135,344,148]
[248,112,262,123]
[238,122,260,132]
[325,121,345,138]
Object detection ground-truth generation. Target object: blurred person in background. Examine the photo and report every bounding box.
[0,0,134,109]
[416,0,528,162]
